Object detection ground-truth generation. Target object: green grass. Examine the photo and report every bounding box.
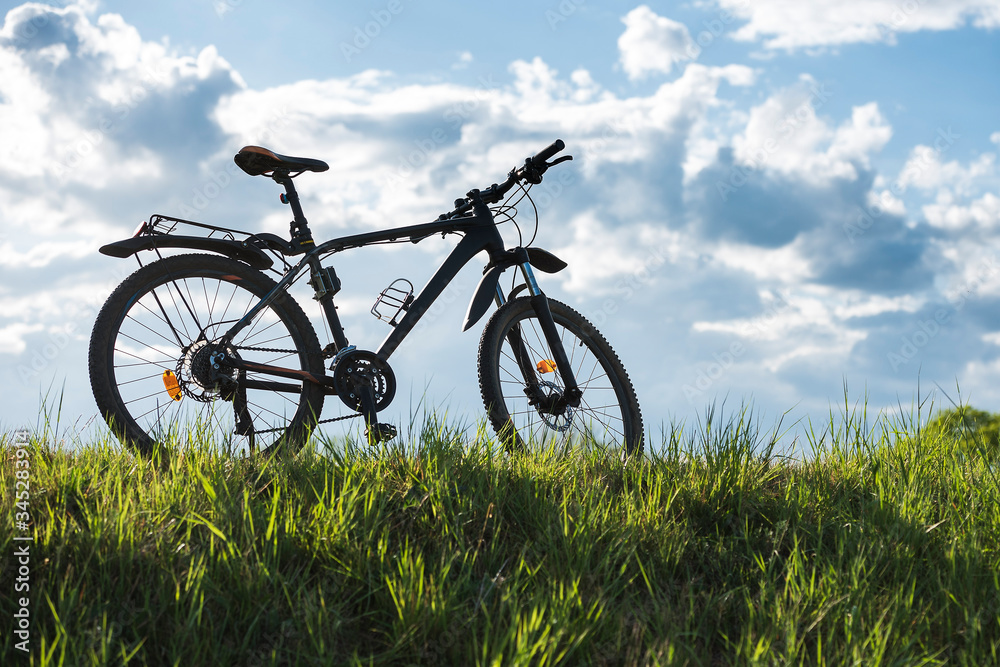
[2,401,1000,666]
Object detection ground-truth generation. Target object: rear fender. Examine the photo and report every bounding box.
[99,235,274,270]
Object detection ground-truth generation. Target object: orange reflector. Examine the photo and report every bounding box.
[162,370,182,401]
[536,359,557,374]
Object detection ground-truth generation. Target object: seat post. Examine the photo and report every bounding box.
[273,170,315,249]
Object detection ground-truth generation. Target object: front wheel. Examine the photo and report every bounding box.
[478,297,643,456]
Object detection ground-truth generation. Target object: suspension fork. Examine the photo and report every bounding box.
[498,264,583,409]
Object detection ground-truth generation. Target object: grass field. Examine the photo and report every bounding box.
[2,401,999,666]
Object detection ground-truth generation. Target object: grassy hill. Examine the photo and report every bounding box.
[2,404,999,665]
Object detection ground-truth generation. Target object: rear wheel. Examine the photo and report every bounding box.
[89,253,325,456]
[478,297,643,456]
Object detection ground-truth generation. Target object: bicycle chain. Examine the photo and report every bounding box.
[234,345,299,354]
[253,411,362,435]
[231,344,363,431]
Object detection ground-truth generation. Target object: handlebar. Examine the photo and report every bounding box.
[532,139,565,164]
[441,139,571,219]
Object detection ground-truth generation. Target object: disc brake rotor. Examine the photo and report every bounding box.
[536,380,574,433]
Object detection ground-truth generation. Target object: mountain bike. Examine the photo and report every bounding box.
[89,140,643,456]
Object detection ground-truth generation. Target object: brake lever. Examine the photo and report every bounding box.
[520,154,574,184]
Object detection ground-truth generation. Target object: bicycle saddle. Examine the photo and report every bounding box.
[235,145,329,176]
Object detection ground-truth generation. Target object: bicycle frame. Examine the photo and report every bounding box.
[222,206,507,366]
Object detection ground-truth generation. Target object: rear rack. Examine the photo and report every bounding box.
[137,214,297,260]
[140,214,247,241]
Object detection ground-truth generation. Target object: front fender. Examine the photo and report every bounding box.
[460,247,569,332]
[462,265,503,332]
[99,235,273,270]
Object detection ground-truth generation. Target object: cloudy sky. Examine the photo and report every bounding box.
[2,0,999,446]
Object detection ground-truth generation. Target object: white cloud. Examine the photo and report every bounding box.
[553,214,688,294]
[0,322,43,355]
[895,145,1000,228]
[923,192,1000,229]
[897,148,995,193]
[618,5,697,80]
[712,241,813,283]
[0,4,241,186]
[691,286,871,373]
[716,0,1000,50]
[732,79,891,183]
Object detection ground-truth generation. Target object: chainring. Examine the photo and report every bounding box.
[331,349,396,412]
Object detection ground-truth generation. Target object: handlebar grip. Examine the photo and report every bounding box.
[532,139,565,164]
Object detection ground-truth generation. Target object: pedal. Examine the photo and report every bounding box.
[371,279,414,326]
[366,422,397,443]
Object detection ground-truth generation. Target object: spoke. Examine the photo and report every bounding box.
[157,283,193,342]
[576,401,625,440]
[133,299,181,337]
[116,332,176,361]
[146,284,187,346]
[499,364,525,384]
[115,359,176,369]
[114,346,176,369]
[116,373,165,388]
[133,400,175,423]
[124,312,187,350]
[245,399,294,424]
[218,282,240,333]
[179,276,204,332]
[240,329,293,349]
[125,388,175,408]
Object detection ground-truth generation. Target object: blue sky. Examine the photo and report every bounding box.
[2,0,999,446]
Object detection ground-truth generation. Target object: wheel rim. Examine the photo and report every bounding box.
[107,269,314,453]
[494,311,632,449]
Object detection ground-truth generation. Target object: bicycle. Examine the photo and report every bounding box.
[88,139,644,456]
